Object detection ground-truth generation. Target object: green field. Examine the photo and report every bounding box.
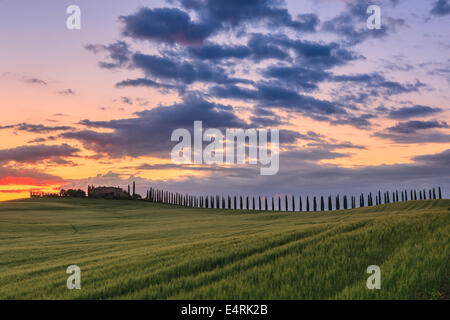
[0,198,448,299]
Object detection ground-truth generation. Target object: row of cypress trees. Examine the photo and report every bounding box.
[145,187,443,211]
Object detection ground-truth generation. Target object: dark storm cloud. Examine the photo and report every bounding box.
[0,144,79,164]
[387,105,443,119]
[430,0,450,16]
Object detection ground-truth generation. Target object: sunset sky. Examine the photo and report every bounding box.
[0,0,449,201]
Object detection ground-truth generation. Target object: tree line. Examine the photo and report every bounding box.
[143,186,443,211]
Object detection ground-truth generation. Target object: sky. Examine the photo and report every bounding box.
[0,0,449,201]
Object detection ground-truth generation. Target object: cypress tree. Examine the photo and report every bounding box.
[259,196,262,211]
[414,190,417,201]
[265,196,268,211]
[285,195,288,211]
[292,195,295,212]
[234,196,236,209]
[410,190,413,200]
[321,196,324,211]
[306,196,310,212]
[299,196,303,212]
[438,187,442,199]
[402,191,404,201]
[240,196,243,209]
[252,197,255,210]
[313,196,317,211]
[433,188,436,199]
[336,195,340,210]
[343,195,347,210]
[272,197,275,211]
[328,195,332,211]
[246,196,249,210]
[429,189,432,199]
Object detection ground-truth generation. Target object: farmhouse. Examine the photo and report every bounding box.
[87,185,131,200]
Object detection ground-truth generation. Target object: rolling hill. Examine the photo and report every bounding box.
[0,198,448,299]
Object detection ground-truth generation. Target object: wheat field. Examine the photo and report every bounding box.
[0,198,448,299]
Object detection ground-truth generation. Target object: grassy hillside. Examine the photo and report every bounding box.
[0,198,448,299]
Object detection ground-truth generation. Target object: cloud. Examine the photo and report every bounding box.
[130,53,252,86]
[188,36,290,62]
[387,105,442,119]
[85,41,132,69]
[58,88,75,95]
[321,0,403,46]
[430,0,450,16]
[0,166,64,186]
[254,33,361,68]
[115,78,181,90]
[332,73,426,96]
[0,123,73,133]
[24,77,47,85]
[386,120,448,134]
[62,148,450,199]
[60,94,248,158]
[175,0,319,33]
[262,65,330,92]
[413,149,450,166]
[0,144,79,164]
[211,82,348,119]
[119,7,218,45]
[374,120,450,143]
